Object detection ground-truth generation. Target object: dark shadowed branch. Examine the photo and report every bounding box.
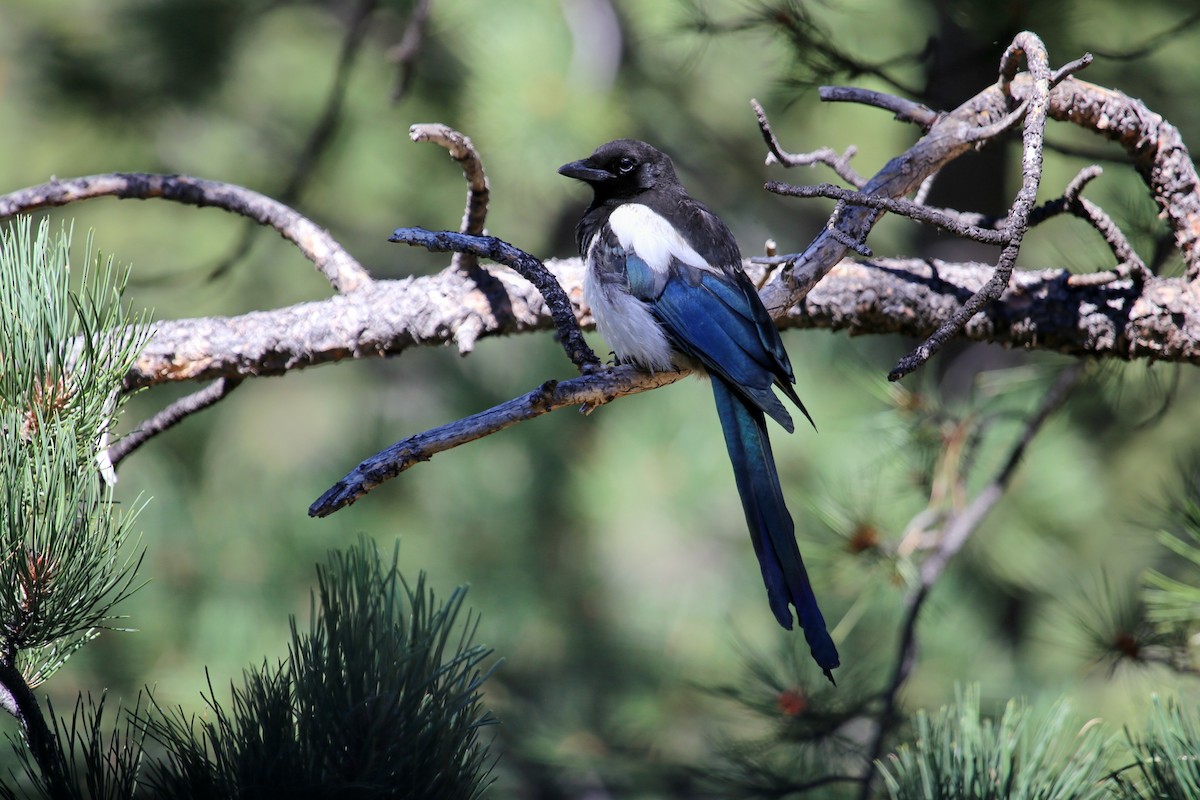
[309,366,684,515]
[388,228,601,374]
[0,661,68,796]
[388,0,433,102]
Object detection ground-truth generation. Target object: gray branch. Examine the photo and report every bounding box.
[119,256,1200,394]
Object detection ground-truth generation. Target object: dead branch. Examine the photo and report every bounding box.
[388,228,600,374]
[409,123,491,272]
[2,30,1197,490]
[765,182,1008,244]
[759,42,1200,317]
[752,99,866,187]
[817,86,939,129]
[109,378,244,469]
[0,173,371,293]
[887,31,1057,380]
[109,256,1200,396]
[310,366,685,515]
[1029,165,1150,283]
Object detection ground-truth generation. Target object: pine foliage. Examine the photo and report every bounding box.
[876,687,1114,800]
[136,537,498,800]
[0,217,146,687]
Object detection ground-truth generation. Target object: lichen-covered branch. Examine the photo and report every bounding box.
[117,256,1200,394]
[409,123,491,272]
[758,39,1199,313]
[886,31,1057,380]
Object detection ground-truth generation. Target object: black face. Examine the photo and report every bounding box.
[558,138,677,200]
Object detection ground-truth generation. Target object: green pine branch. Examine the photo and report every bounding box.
[0,217,148,795]
[136,536,498,799]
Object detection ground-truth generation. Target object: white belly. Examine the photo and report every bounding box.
[583,240,676,372]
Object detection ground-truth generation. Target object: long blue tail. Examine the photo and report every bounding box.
[711,377,840,682]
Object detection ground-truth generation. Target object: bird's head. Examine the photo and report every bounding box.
[558,139,678,201]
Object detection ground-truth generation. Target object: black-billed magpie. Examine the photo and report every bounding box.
[559,139,839,682]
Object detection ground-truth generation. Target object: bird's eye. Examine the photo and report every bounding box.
[617,157,636,174]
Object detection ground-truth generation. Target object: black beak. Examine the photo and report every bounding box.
[558,159,612,183]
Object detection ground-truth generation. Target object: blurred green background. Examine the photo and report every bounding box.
[3,0,1200,794]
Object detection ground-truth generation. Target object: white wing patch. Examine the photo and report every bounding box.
[607,204,715,276]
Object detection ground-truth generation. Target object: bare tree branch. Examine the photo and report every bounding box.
[765,182,1008,244]
[388,228,601,374]
[887,31,1057,380]
[1029,165,1150,283]
[409,123,491,272]
[752,99,866,187]
[0,174,371,293]
[762,58,1200,317]
[106,255,1200,396]
[817,85,939,129]
[108,378,244,469]
[309,366,685,515]
[3,27,1198,489]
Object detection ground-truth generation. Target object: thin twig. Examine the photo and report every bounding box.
[0,174,372,293]
[108,378,244,470]
[1028,165,1150,283]
[1050,52,1093,84]
[765,182,1008,244]
[888,32,1055,381]
[410,123,491,272]
[752,99,866,187]
[309,366,685,515]
[856,361,1085,800]
[389,228,601,374]
[818,85,939,129]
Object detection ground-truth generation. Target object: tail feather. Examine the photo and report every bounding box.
[711,377,840,682]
